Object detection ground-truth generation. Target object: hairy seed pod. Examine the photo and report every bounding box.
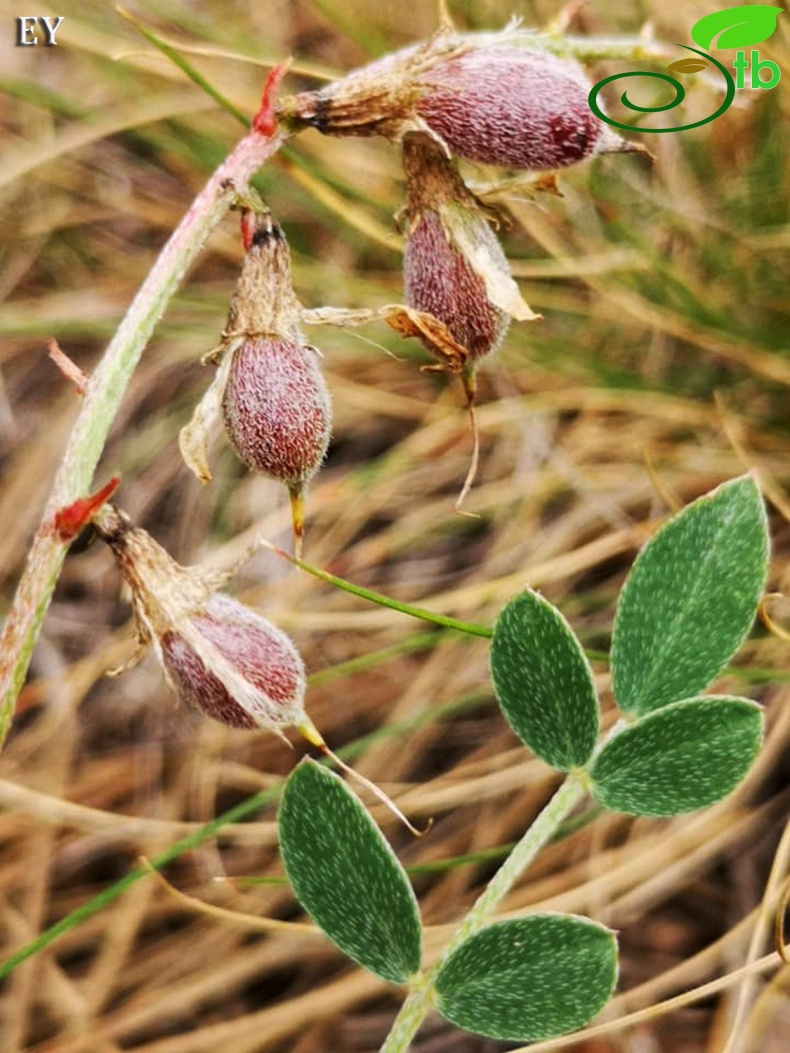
[93,504,308,737]
[222,336,331,493]
[402,133,517,365]
[160,593,307,731]
[405,209,507,359]
[220,213,332,550]
[415,46,609,171]
[400,133,541,509]
[180,209,332,552]
[87,502,424,833]
[277,31,630,170]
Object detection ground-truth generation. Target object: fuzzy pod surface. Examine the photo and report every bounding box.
[401,131,522,365]
[404,209,509,360]
[222,336,332,489]
[277,34,628,171]
[415,46,607,170]
[161,593,307,730]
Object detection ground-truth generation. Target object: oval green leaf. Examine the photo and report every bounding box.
[691,5,783,50]
[490,590,599,769]
[667,58,709,74]
[278,759,421,983]
[611,475,768,717]
[434,915,617,1042]
[590,696,763,816]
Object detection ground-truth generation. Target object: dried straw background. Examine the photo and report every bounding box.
[0,1,788,1051]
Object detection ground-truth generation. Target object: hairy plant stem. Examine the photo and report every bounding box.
[0,126,287,748]
[380,772,587,1053]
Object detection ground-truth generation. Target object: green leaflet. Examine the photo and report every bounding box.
[278,760,421,983]
[434,915,618,1041]
[611,475,768,716]
[590,696,763,816]
[490,589,599,770]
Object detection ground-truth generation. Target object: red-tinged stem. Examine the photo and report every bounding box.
[0,114,289,748]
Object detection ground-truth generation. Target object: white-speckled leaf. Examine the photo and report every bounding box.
[490,590,599,769]
[278,760,421,984]
[611,476,768,716]
[435,915,617,1042]
[590,696,763,815]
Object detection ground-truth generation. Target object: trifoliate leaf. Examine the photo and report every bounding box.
[278,760,421,983]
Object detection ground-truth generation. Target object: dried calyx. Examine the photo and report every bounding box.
[277,28,632,170]
[180,206,331,555]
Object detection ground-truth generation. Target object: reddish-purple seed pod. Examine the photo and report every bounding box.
[92,504,309,736]
[276,32,631,169]
[222,336,331,492]
[402,134,510,363]
[405,209,509,361]
[415,47,605,170]
[399,132,540,509]
[160,593,307,731]
[88,502,425,831]
[180,209,332,552]
[401,132,535,370]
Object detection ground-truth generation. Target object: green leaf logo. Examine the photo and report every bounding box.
[667,58,710,74]
[691,5,783,50]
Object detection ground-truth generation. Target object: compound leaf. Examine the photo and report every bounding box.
[434,915,617,1042]
[278,759,421,983]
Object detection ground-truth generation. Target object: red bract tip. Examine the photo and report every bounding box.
[252,60,290,137]
[54,477,120,541]
[240,209,257,252]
